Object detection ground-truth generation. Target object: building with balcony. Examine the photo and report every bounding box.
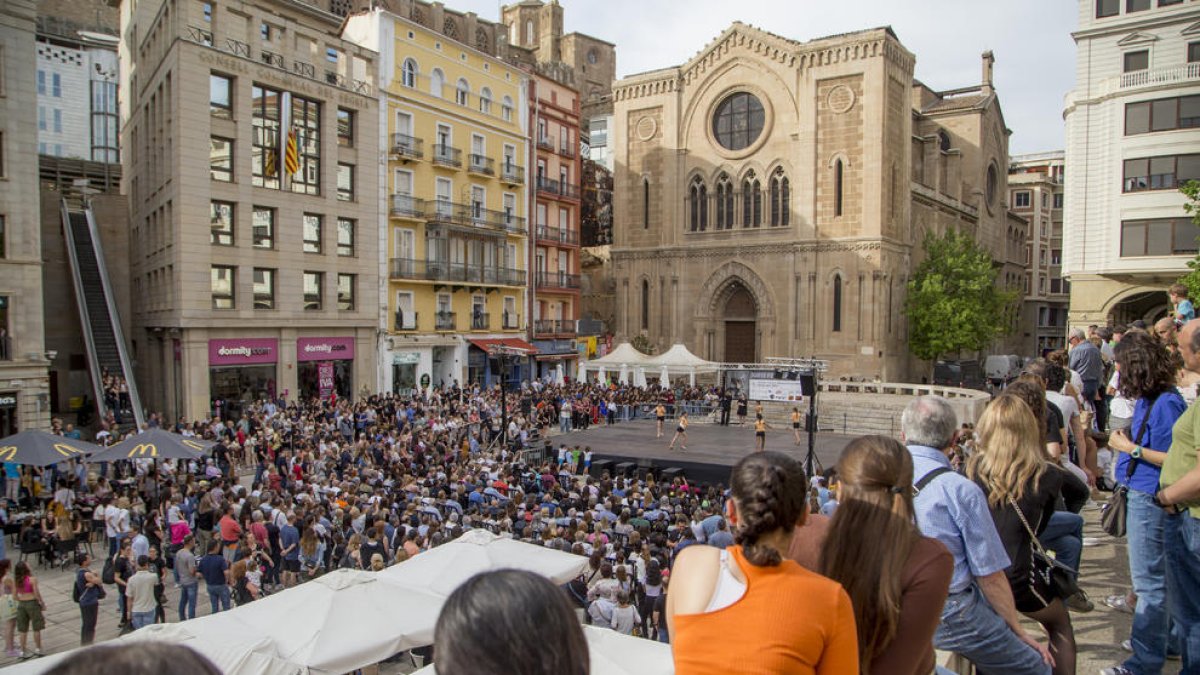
[1063,0,1200,328]
[120,0,381,420]
[1011,152,1069,355]
[343,8,531,393]
[528,73,581,378]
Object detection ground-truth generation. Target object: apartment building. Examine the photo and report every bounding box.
[343,8,531,393]
[1011,152,1070,354]
[529,73,581,379]
[120,0,380,420]
[1064,0,1200,328]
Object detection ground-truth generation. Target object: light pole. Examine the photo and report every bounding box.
[488,344,522,450]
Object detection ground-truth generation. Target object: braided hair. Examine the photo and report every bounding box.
[730,451,806,566]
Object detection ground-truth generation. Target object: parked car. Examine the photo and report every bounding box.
[933,360,988,390]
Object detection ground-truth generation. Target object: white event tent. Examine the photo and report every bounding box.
[581,342,718,387]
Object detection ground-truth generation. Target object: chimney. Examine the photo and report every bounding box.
[981,50,995,95]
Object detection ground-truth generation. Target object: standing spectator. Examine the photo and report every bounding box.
[1158,317,1200,672]
[1068,328,1103,409]
[1104,330,1188,675]
[1171,283,1195,325]
[900,396,1052,674]
[74,553,102,646]
[968,396,1076,675]
[126,555,158,630]
[279,514,301,588]
[0,560,15,656]
[197,541,231,614]
[175,536,199,621]
[12,562,45,658]
[113,538,134,630]
[610,590,641,635]
[667,452,858,673]
[218,505,242,563]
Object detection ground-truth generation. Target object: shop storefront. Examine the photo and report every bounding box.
[0,393,17,437]
[392,351,420,396]
[532,338,579,381]
[467,338,537,388]
[209,338,278,419]
[297,337,354,401]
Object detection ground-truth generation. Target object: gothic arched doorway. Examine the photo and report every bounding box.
[723,282,758,363]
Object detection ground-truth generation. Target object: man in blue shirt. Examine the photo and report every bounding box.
[279,514,301,588]
[196,541,230,614]
[901,396,1052,674]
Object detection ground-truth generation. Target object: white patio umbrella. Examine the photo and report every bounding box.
[689,367,696,387]
[618,364,629,385]
[179,568,443,675]
[634,367,648,388]
[554,363,566,385]
[409,624,673,675]
[597,365,607,383]
[577,360,587,383]
[382,529,588,597]
[659,365,670,388]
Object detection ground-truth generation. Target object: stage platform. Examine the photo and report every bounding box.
[550,419,858,486]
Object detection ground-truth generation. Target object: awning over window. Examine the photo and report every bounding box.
[467,338,539,355]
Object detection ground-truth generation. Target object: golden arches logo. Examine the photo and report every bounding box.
[127,444,158,458]
[181,439,205,451]
[0,447,16,461]
[53,444,85,457]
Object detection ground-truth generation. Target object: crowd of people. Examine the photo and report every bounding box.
[0,311,1198,674]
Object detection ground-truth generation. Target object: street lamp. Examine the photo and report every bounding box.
[487,344,524,451]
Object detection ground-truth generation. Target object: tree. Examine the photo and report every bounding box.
[1175,181,1200,301]
[906,229,1020,368]
[630,333,656,355]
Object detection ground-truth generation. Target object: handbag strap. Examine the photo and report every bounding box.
[1007,496,1051,558]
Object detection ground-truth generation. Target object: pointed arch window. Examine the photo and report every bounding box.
[832,274,843,332]
[689,177,708,232]
[715,173,734,230]
[401,58,418,88]
[770,168,790,227]
[742,173,762,227]
[834,159,844,217]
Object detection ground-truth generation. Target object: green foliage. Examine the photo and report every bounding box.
[905,229,1021,363]
[630,333,656,355]
[1176,181,1200,301]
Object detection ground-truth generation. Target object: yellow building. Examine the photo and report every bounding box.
[344,9,531,392]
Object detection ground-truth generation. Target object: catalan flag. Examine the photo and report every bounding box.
[284,127,300,176]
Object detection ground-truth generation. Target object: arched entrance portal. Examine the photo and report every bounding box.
[723,282,758,363]
[1108,291,1170,327]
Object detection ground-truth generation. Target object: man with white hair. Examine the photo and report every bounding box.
[901,395,1052,674]
[1069,327,1104,404]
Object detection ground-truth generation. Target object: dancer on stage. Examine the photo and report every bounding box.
[655,403,667,438]
[791,408,802,446]
[754,414,772,452]
[669,412,689,452]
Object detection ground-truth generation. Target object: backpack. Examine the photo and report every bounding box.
[101,555,116,585]
[71,572,82,603]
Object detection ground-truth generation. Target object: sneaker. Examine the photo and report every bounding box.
[1105,594,1134,614]
[30,651,43,658]
[1100,667,1134,675]
[1067,591,1095,613]
[5,648,21,658]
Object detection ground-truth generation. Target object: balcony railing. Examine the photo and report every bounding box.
[559,142,576,159]
[537,137,554,151]
[500,163,525,184]
[536,177,581,200]
[426,200,526,234]
[186,25,213,46]
[435,311,457,331]
[559,182,580,200]
[390,133,424,159]
[534,319,577,336]
[390,258,527,286]
[224,38,249,57]
[502,312,521,329]
[468,154,495,175]
[293,60,316,79]
[470,311,491,330]
[432,144,462,167]
[394,311,418,331]
[536,271,581,290]
[325,70,346,87]
[535,225,580,246]
[1119,62,1200,90]
[182,29,370,94]
[536,176,559,195]
[260,50,283,68]
[389,194,427,219]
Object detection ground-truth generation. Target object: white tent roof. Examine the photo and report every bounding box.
[584,342,652,368]
[645,343,719,373]
[411,625,673,675]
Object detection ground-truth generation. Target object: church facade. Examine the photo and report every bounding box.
[609,23,1022,381]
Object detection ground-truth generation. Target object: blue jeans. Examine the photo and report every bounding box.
[560,417,571,433]
[1038,510,1083,572]
[207,584,231,614]
[178,584,198,621]
[1166,511,1200,674]
[1125,490,1177,674]
[131,610,155,629]
[932,583,1050,675]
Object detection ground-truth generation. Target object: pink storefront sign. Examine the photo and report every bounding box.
[297,337,355,362]
[208,338,278,366]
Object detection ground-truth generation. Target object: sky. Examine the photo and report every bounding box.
[451,0,1080,156]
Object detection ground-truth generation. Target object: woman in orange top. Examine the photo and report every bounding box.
[667,452,858,675]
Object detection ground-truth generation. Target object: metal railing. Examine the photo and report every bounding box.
[500,163,525,184]
[225,38,249,57]
[470,312,491,330]
[535,225,580,246]
[534,319,576,335]
[435,311,457,330]
[432,144,462,167]
[389,194,427,219]
[390,133,424,159]
[468,154,495,175]
[389,258,527,286]
[559,142,576,159]
[187,25,213,46]
[502,312,521,329]
[536,176,559,195]
[260,50,283,68]
[537,137,555,151]
[394,311,418,331]
[293,60,316,78]
[426,200,525,234]
[536,271,581,289]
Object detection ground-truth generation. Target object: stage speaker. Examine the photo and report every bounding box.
[799,373,817,397]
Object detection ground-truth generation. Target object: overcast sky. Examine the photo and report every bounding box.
[454,0,1079,155]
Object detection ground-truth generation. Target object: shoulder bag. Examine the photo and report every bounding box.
[1009,497,1080,601]
[1101,395,1157,537]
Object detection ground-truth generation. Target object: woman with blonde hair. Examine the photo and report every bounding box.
[969,394,1075,675]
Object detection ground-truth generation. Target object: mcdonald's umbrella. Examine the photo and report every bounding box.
[0,431,103,467]
[86,429,214,463]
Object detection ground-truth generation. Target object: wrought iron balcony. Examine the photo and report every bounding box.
[535,226,580,246]
[293,60,315,79]
[390,133,424,160]
[432,144,462,168]
[468,154,495,175]
[224,38,249,57]
[389,194,427,219]
[559,142,576,159]
[389,258,527,287]
[537,136,554,151]
[559,182,580,200]
[536,177,559,195]
[470,311,491,330]
[425,200,525,234]
[186,25,213,46]
[536,271,581,290]
[394,310,418,331]
[500,163,525,184]
[435,311,457,331]
[534,319,577,336]
[260,50,283,68]
[502,312,521,329]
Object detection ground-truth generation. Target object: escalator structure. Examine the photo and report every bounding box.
[61,197,145,433]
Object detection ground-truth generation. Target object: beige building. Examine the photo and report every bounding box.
[1010,151,1069,355]
[120,0,380,421]
[611,23,1021,380]
[0,0,52,434]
